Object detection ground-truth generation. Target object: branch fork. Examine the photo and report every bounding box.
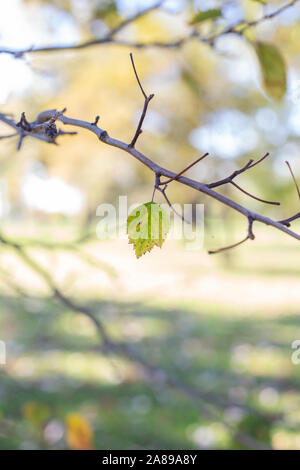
[1,55,300,254]
[128,53,154,148]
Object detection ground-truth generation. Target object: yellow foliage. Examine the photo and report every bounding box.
[65,413,94,450]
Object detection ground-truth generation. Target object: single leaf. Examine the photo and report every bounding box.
[255,41,287,100]
[189,9,222,25]
[127,202,169,259]
[66,413,94,450]
[94,1,120,28]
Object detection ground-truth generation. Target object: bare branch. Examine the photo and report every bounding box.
[207,152,280,206]
[16,111,32,132]
[155,153,209,224]
[1,107,300,249]
[239,0,299,34]
[0,132,18,140]
[17,133,25,151]
[0,2,164,57]
[286,160,300,200]
[55,113,300,245]
[0,110,76,149]
[0,0,297,56]
[157,183,190,224]
[208,153,270,189]
[57,129,78,137]
[91,115,100,126]
[278,161,300,226]
[279,212,300,227]
[230,181,280,206]
[130,52,148,100]
[108,1,164,38]
[161,153,209,185]
[248,152,270,169]
[209,217,255,254]
[1,2,297,450]
[129,53,154,148]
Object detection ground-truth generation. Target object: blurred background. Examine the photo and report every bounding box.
[1,0,300,450]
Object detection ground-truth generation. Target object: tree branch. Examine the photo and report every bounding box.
[208,216,255,254]
[128,53,154,148]
[0,2,164,57]
[1,106,300,250]
[0,0,297,56]
[0,110,77,149]
[56,113,300,245]
[278,161,300,226]
[239,0,299,34]
[161,153,209,185]
[208,153,270,189]
[207,153,280,205]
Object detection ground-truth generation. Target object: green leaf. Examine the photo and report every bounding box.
[93,1,120,28]
[127,202,169,259]
[189,9,222,25]
[255,42,287,100]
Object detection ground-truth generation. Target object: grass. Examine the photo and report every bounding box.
[0,223,300,449]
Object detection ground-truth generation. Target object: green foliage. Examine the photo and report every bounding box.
[251,0,267,5]
[255,42,287,100]
[234,414,271,449]
[181,69,201,97]
[93,0,120,27]
[23,0,73,13]
[127,202,169,259]
[189,9,222,25]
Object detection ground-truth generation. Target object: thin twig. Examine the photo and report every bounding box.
[248,152,270,169]
[230,181,280,206]
[209,217,255,254]
[0,132,18,140]
[157,184,190,224]
[0,110,77,149]
[0,3,164,56]
[240,0,298,34]
[129,53,154,147]
[279,211,300,227]
[207,152,280,206]
[278,162,300,226]
[130,52,147,100]
[91,115,100,126]
[161,153,209,185]
[208,153,270,189]
[286,160,300,200]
